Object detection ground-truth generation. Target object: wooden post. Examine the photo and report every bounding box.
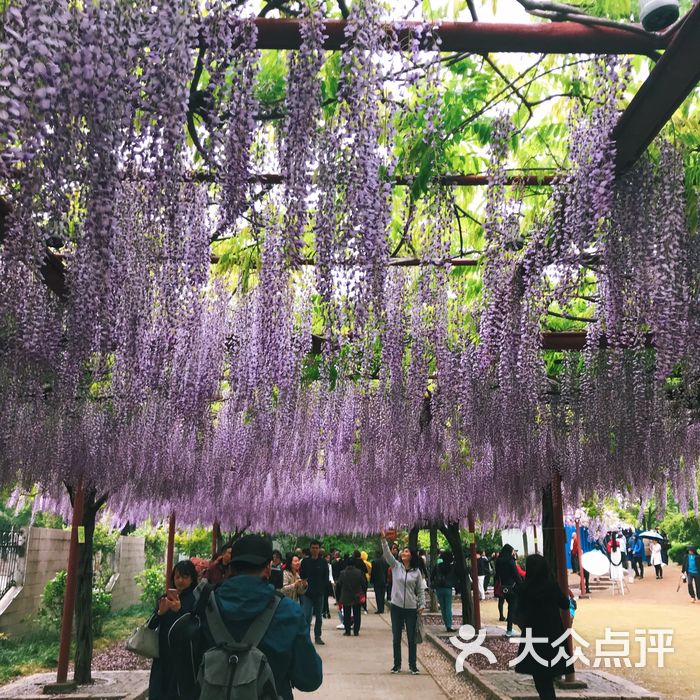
[165,512,176,590]
[533,525,539,554]
[576,517,587,599]
[212,520,220,558]
[523,529,529,557]
[551,471,577,684]
[468,513,481,630]
[55,479,85,687]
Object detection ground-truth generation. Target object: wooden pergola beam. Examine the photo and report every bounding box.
[613,3,700,172]
[253,18,666,55]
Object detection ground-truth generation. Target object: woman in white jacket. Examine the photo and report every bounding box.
[650,541,664,579]
[380,530,426,675]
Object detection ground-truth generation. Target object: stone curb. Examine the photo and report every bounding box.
[426,629,510,700]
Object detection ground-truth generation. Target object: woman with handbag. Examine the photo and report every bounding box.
[335,557,368,636]
[494,544,522,637]
[147,560,198,700]
[380,530,425,675]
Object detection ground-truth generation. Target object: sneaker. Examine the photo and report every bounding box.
[446,627,457,633]
[336,623,345,629]
[353,631,359,636]
[391,667,401,674]
[505,629,516,637]
[343,631,351,636]
[315,638,325,645]
[498,617,506,622]
[410,668,420,675]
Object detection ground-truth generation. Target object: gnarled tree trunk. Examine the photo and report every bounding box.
[440,521,473,625]
[67,484,107,685]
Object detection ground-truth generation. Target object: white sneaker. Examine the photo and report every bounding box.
[336,623,345,629]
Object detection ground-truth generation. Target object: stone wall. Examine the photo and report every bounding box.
[0,527,145,637]
[109,535,146,611]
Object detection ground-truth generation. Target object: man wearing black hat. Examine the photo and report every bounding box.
[213,534,323,699]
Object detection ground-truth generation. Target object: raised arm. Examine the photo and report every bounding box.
[380,532,398,569]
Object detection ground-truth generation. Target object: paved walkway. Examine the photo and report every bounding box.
[306,604,449,699]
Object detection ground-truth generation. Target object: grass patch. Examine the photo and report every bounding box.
[0,602,151,685]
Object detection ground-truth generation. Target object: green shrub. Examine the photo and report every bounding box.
[175,527,212,559]
[91,588,112,636]
[38,570,112,635]
[136,566,165,607]
[38,570,67,631]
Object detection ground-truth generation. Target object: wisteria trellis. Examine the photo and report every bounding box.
[1,0,699,534]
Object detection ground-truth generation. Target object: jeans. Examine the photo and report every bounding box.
[390,605,418,670]
[634,556,645,578]
[435,587,453,630]
[504,591,515,632]
[688,572,700,599]
[532,673,556,700]
[343,603,362,634]
[302,593,325,640]
[654,564,663,578]
[374,584,386,613]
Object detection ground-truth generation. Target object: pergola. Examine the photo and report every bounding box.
[1,2,700,690]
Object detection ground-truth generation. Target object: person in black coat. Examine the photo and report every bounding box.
[370,550,388,614]
[336,558,368,635]
[148,560,198,700]
[514,554,572,700]
[494,544,522,636]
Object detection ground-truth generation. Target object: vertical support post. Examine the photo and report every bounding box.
[551,471,576,683]
[165,512,176,590]
[56,479,85,685]
[576,517,587,599]
[533,525,539,554]
[468,513,481,630]
[212,521,220,559]
[522,529,529,557]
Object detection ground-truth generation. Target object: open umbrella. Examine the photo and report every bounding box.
[581,550,610,576]
[638,530,664,542]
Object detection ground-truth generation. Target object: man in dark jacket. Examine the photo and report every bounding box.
[214,535,323,700]
[300,540,330,645]
[370,550,388,613]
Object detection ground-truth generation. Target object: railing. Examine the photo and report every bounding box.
[0,529,24,599]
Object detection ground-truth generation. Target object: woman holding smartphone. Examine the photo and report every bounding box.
[147,560,198,700]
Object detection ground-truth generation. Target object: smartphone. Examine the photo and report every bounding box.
[166,588,179,599]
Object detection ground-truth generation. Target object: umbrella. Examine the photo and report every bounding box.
[581,550,610,576]
[638,530,664,542]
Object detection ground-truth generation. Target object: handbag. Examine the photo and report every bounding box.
[356,592,367,605]
[415,613,424,644]
[126,616,159,659]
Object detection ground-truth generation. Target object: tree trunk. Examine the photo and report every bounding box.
[428,525,438,612]
[440,522,473,625]
[522,529,529,557]
[71,487,108,685]
[542,482,557,577]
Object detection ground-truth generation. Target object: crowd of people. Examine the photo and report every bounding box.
[142,530,699,700]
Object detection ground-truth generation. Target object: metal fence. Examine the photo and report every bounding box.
[0,529,23,599]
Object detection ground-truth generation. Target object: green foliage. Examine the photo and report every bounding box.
[136,566,165,607]
[37,570,67,631]
[91,589,113,636]
[93,523,119,556]
[175,527,212,559]
[132,524,167,568]
[37,570,112,635]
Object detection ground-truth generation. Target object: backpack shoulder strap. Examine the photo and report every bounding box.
[240,595,281,648]
[204,594,238,646]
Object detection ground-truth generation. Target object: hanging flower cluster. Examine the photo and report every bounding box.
[1,1,699,534]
